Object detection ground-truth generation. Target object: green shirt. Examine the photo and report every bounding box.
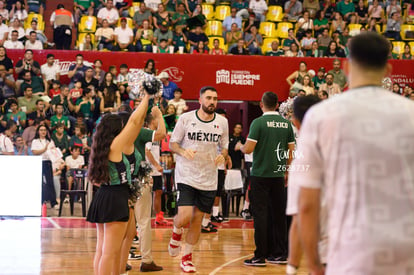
[336,1,355,16]
[76,98,93,119]
[312,76,326,90]
[17,95,40,113]
[20,77,44,95]
[328,69,347,90]
[248,112,295,178]
[75,0,93,9]
[265,50,284,56]
[134,128,154,158]
[172,12,189,26]
[50,115,70,129]
[314,18,328,27]
[7,111,26,122]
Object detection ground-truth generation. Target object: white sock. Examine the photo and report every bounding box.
[184,244,193,255]
[286,264,298,275]
[202,217,210,227]
[243,201,250,211]
[173,225,182,234]
[212,206,219,217]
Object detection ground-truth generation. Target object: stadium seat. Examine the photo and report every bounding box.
[202,4,215,20]
[261,38,279,54]
[215,5,230,21]
[117,17,134,29]
[76,33,95,48]
[348,24,362,36]
[78,16,97,33]
[259,21,277,38]
[392,41,405,55]
[409,42,414,55]
[401,24,414,41]
[129,6,140,18]
[266,6,284,22]
[208,36,227,52]
[276,22,293,39]
[24,13,44,31]
[205,20,223,36]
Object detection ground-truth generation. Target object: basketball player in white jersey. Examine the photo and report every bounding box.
[168,86,229,273]
[294,32,414,275]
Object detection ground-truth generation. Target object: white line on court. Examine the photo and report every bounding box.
[47,217,62,229]
[209,254,253,275]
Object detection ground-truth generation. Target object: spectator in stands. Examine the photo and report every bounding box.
[97,0,119,27]
[4,30,24,49]
[99,72,119,100]
[20,70,44,96]
[0,46,13,75]
[172,25,187,53]
[226,23,242,52]
[133,2,153,28]
[25,30,43,50]
[230,38,249,55]
[6,99,26,128]
[154,4,170,29]
[15,49,41,92]
[317,28,332,52]
[50,85,75,119]
[164,0,177,15]
[18,86,39,114]
[400,43,413,60]
[336,0,355,21]
[285,42,304,57]
[21,117,43,147]
[282,28,300,52]
[286,61,308,90]
[0,125,14,154]
[384,12,402,40]
[50,103,70,132]
[117,64,131,102]
[368,0,384,23]
[27,99,47,125]
[301,29,316,55]
[192,40,208,54]
[209,38,225,55]
[95,19,114,51]
[75,89,95,132]
[302,74,315,95]
[114,17,134,51]
[93,59,105,85]
[392,83,401,94]
[135,19,153,52]
[223,8,242,36]
[152,20,173,50]
[26,0,44,15]
[331,12,346,34]
[81,67,99,90]
[9,1,27,21]
[49,80,61,98]
[243,13,260,34]
[0,15,7,46]
[328,59,348,90]
[74,0,95,24]
[303,0,319,18]
[115,0,131,17]
[265,40,284,56]
[233,0,249,19]
[321,0,335,19]
[144,59,157,75]
[79,33,94,51]
[0,64,16,99]
[244,25,262,55]
[70,81,83,104]
[68,54,89,90]
[355,1,368,24]
[8,18,25,41]
[99,86,121,112]
[319,72,341,96]
[284,0,302,21]
[145,0,162,13]
[50,4,74,50]
[51,122,69,156]
[150,95,167,113]
[366,18,378,33]
[25,20,50,47]
[317,90,329,100]
[312,67,326,90]
[324,40,345,57]
[13,134,32,155]
[157,71,177,101]
[168,88,188,116]
[386,0,401,18]
[64,146,85,194]
[171,3,189,29]
[0,1,8,21]
[249,0,268,22]
[296,11,314,40]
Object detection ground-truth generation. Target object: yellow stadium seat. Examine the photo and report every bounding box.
[78,16,97,33]
[261,38,279,54]
[392,41,405,55]
[266,6,284,22]
[202,4,215,20]
[401,24,414,41]
[205,20,222,36]
[409,42,414,55]
[117,17,134,29]
[129,6,140,18]
[259,21,277,38]
[76,33,95,47]
[132,2,140,7]
[208,36,227,52]
[24,13,44,31]
[348,24,362,36]
[276,22,293,39]
[214,5,230,21]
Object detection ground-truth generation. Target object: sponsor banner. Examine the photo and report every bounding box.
[7,50,414,101]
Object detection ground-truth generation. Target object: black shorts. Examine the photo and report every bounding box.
[176,183,216,214]
[216,169,225,197]
[152,175,163,191]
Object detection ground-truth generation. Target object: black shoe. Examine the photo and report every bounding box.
[244,257,266,266]
[140,261,163,272]
[211,215,224,223]
[267,256,287,264]
[130,246,137,252]
[128,252,142,260]
[126,263,132,271]
[132,235,139,244]
[208,222,217,228]
[240,209,253,221]
[201,223,218,233]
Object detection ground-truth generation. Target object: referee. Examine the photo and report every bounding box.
[239,91,295,266]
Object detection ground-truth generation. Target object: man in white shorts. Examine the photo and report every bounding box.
[168,86,229,273]
[295,32,414,275]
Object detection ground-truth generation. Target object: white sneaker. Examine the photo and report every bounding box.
[180,253,196,273]
[168,229,183,257]
[64,197,69,203]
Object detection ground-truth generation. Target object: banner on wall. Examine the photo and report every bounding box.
[6,50,414,101]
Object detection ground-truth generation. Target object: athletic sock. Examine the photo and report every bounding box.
[173,225,182,234]
[243,201,250,211]
[202,217,210,227]
[212,206,219,217]
[184,244,193,256]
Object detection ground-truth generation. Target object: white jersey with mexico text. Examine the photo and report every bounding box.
[145,141,162,177]
[290,87,414,274]
[170,110,229,191]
